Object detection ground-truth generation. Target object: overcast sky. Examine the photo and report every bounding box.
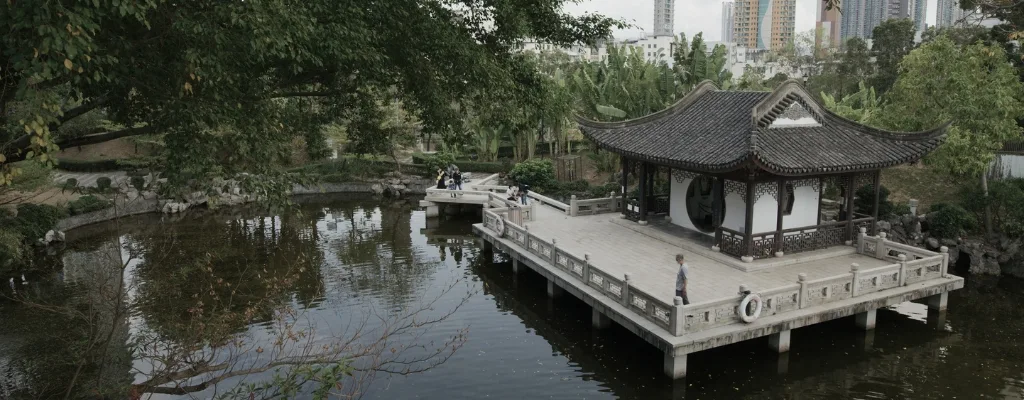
[564,0,939,42]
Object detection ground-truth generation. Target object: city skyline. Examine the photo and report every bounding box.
[564,0,940,42]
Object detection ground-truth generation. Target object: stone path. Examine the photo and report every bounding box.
[524,205,890,304]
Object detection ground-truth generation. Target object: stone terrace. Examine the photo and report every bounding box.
[524,204,892,304]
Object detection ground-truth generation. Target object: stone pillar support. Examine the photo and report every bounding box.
[926,291,948,311]
[663,352,688,379]
[547,279,562,298]
[512,258,522,274]
[768,330,791,353]
[855,309,877,330]
[592,308,611,329]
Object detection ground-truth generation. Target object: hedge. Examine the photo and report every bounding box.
[411,154,506,174]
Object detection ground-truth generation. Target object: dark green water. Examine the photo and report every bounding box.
[1,195,1022,399]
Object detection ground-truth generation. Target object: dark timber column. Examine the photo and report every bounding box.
[638,162,649,224]
[743,171,756,262]
[845,174,856,242]
[774,179,786,256]
[871,170,881,235]
[713,177,724,245]
[621,157,629,215]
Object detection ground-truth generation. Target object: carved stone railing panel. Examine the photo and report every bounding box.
[804,275,854,308]
[681,296,742,332]
[760,284,801,316]
[857,264,902,295]
[781,224,846,254]
[905,255,944,285]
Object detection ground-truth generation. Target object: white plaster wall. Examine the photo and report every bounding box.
[992,154,1024,179]
[722,192,745,232]
[750,184,819,234]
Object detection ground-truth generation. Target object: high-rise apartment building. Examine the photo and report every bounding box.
[816,0,841,48]
[732,0,796,50]
[937,0,971,27]
[653,0,675,37]
[840,0,928,41]
[722,2,735,43]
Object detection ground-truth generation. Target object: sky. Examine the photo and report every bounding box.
[564,0,940,42]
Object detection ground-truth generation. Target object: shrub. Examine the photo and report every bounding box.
[68,195,113,216]
[929,203,975,239]
[854,184,894,218]
[56,158,121,172]
[507,159,556,190]
[96,176,112,190]
[0,228,25,268]
[63,178,78,190]
[130,175,146,191]
[7,203,67,241]
[958,179,1024,237]
[423,152,457,174]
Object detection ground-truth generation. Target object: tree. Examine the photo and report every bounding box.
[735,67,768,91]
[820,82,880,123]
[808,37,874,99]
[570,46,677,121]
[870,18,917,93]
[672,33,733,90]
[877,36,1024,237]
[1,0,622,191]
[346,90,421,171]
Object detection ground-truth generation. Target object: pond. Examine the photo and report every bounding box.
[1,195,1022,399]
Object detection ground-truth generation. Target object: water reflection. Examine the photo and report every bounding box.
[0,196,1022,400]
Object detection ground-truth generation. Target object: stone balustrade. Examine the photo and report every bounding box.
[482,210,953,339]
[569,193,623,216]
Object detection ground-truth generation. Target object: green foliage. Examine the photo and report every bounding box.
[587,149,620,173]
[854,184,894,218]
[56,158,122,172]
[808,37,874,99]
[68,195,112,216]
[2,0,622,199]
[5,204,67,241]
[507,159,556,189]
[423,152,457,175]
[96,176,112,190]
[571,46,681,121]
[63,178,78,190]
[673,32,733,89]
[870,18,918,93]
[958,178,1024,237]
[929,203,975,239]
[878,36,1024,178]
[541,180,619,201]
[130,175,146,191]
[820,82,880,123]
[6,161,54,192]
[0,227,25,268]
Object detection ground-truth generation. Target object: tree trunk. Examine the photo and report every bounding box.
[982,173,993,239]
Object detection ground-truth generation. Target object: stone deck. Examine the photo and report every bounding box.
[523,205,892,304]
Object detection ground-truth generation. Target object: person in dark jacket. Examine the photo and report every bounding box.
[452,167,463,190]
[517,181,529,205]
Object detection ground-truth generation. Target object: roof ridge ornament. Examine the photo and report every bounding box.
[752,79,826,128]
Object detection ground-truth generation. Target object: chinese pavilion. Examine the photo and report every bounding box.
[577,80,949,262]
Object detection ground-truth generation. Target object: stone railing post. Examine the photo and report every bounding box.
[583,253,591,281]
[875,232,888,259]
[550,238,559,265]
[621,273,631,307]
[939,246,950,278]
[523,224,530,248]
[857,227,867,254]
[797,273,808,309]
[569,195,578,216]
[897,254,908,286]
[850,263,861,297]
[671,296,685,336]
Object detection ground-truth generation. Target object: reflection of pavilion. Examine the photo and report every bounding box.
[580,80,948,261]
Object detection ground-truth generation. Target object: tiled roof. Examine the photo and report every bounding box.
[577,80,949,176]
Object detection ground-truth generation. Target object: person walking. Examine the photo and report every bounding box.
[675,254,690,305]
[452,167,463,191]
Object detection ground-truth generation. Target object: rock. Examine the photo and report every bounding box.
[926,237,940,249]
[161,201,190,214]
[876,220,892,232]
[370,183,384,195]
[1004,241,1020,259]
[126,189,140,201]
[44,230,65,244]
[901,215,915,226]
[941,238,958,247]
[911,222,922,235]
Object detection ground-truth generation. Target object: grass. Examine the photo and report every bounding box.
[881,164,968,212]
[8,161,54,192]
